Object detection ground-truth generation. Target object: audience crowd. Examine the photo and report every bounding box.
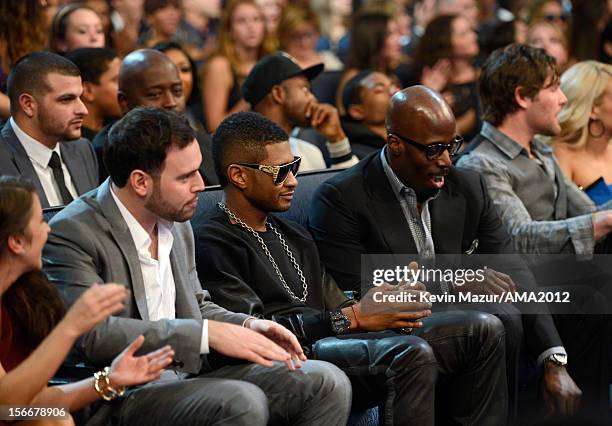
[0,0,611,425]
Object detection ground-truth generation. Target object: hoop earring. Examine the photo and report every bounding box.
[588,119,606,138]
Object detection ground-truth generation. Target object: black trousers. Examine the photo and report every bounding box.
[312,311,508,426]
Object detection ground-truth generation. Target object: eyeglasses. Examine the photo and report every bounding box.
[236,156,301,185]
[390,133,464,160]
[543,13,568,23]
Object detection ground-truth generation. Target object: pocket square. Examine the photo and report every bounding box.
[465,238,479,255]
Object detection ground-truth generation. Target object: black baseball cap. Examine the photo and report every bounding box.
[242,52,324,108]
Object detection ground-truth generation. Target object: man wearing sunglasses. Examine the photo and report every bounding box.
[192,110,508,426]
[310,85,588,423]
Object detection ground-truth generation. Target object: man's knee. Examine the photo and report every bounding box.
[215,381,269,424]
[298,360,352,403]
[467,311,505,339]
[379,335,437,370]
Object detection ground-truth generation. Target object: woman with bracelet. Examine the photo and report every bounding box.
[0,176,174,425]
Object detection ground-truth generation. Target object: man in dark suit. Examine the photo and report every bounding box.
[92,49,218,185]
[43,107,351,425]
[193,111,509,426]
[0,52,98,207]
[309,85,609,424]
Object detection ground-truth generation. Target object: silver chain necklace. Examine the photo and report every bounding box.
[218,202,308,303]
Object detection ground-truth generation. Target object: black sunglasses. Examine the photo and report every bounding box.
[236,156,301,185]
[390,133,464,160]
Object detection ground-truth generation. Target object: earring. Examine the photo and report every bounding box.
[588,118,606,138]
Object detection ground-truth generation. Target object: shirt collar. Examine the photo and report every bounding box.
[532,137,554,154]
[480,121,526,159]
[481,121,554,159]
[10,117,61,169]
[379,147,440,202]
[110,185,174,252]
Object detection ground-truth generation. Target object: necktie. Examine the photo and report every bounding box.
[48,151,74,205]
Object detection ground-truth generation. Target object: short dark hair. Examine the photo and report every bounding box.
[7,51,81,115]
[144,0,180,16]
[65,47,117,84]
[480,43,559,126]
[104,107,195,187]
[212,112,289,187]
[342,69,374,118]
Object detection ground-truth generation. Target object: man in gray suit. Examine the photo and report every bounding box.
[0,51,99,208]
[43,107,351,425]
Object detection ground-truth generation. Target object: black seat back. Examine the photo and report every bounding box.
[193,168,343,227]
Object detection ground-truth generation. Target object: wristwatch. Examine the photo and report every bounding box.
[545,353,568,367]
[329,310,351,335]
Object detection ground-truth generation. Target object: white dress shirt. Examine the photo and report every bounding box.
[10,117,78,206]
[110,187,209,353]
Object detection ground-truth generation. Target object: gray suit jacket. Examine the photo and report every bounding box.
[0,120,99,208]
[42,180,249,374]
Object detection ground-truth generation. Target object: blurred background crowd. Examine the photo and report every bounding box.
[0,0,609,138]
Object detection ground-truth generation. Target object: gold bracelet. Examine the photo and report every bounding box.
[93,367,126,401]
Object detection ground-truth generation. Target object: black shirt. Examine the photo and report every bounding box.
[193,207,338,344]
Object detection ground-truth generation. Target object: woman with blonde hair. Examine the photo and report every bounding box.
[527,20,571,72]
[548,61,612,205]
[201,0,274,132]
[277,3,342,71]
[0,176,174,425]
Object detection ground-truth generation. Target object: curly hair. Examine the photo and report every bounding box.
[0,0,46,71]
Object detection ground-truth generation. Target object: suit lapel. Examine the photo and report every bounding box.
[365,155,419,254]
[60,142,86,195]
[431,181,465,254]
[97,180,150,320]
[1,122,50,207]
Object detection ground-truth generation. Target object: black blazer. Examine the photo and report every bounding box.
[309,150,562,355]
[0,120,99,208]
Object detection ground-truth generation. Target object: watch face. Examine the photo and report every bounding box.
[552,353,567,365]
[330,310,351,334]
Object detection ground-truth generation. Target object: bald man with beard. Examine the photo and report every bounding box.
[91,49,218,185]
[309,85,597,424]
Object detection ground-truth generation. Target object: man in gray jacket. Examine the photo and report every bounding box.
[0,52,98,207]
[43,107,351,425]
[457,44,611,422]
[457,44,612,256]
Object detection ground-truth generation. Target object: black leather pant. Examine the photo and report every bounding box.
[312,311,508,426]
